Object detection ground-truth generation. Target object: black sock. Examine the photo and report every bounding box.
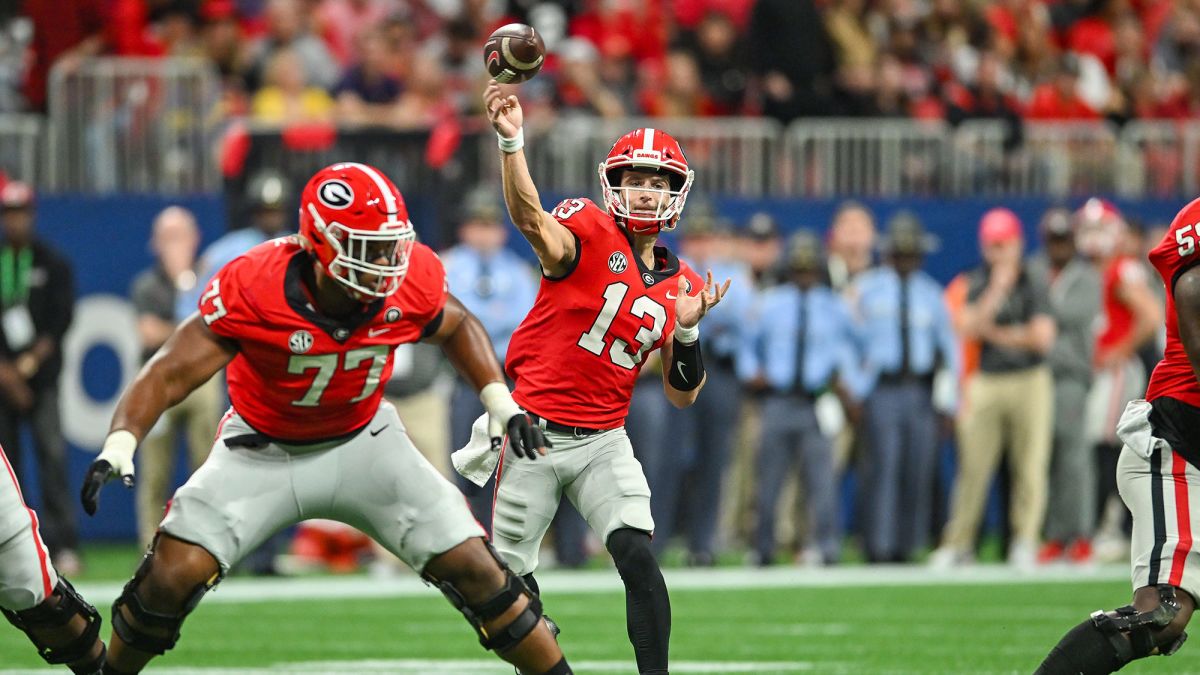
[69,643,106,675]
[1036,619,1126,675]
[607,528,671,674]
[523,573,540,597]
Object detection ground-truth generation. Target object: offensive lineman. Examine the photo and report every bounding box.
[79,163,572,675]
[1,443,106,673]
[1036,197,1200,673]
[480,80,729,674]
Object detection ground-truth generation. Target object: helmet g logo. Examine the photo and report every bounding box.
[317,180,354,209]
[608,251,628,274]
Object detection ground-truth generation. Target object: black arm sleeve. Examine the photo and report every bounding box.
[667,337,704,391]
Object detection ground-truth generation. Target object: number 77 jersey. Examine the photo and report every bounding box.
[505,198,704,428]
[1146,196,1200,407]
[198,236,448,441]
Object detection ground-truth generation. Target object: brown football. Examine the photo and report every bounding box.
[483,23,545,84]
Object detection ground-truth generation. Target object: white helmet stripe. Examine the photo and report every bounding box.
[344,162,400,224]
[642,128,656,152]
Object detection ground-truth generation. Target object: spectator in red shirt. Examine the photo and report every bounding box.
[21,0,107,111]
[1066,0,1128,76]
[1025,53,1100,120]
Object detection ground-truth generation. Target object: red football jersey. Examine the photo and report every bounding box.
[1146,197,1200,407]
[1095,255,1143,362]
[505,198,704,428]
[198,236,448,441]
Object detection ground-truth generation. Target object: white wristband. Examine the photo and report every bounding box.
[674,323,700,345]
[98,429,137,474]
[497,127,524,154]
[480,382,521,419]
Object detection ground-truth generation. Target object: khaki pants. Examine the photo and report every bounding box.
[137,377,222,548]
[386,391,450,479]
[941,366,1054,549]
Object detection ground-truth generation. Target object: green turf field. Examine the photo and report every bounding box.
[3,552,1199,674]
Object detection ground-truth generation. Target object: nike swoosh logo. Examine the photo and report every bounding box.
[676,362,687,383]
[369,425,388,437]
[666,291,677,300]
[368,327,391,337]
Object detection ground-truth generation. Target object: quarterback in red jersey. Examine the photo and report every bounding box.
[482,80,729,675]
[1038,198,1200,674]
[78,163,572,675]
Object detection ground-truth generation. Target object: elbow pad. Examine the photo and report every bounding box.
[668,337,704,391]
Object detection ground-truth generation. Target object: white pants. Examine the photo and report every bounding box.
[491,425,653,575]
[1117,402,1200,601]
[160,401,485,573]
[0,446,58,610]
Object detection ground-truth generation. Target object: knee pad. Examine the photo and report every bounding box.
[425,541,543,654]
[1091,585,1188,663]
[111,548,222,655]
[1,578,102,665]
[607,528,657,580]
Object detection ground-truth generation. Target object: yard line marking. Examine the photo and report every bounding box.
[68,563,1131,606]
[3,659,829,674]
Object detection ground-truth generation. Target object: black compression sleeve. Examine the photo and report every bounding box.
[667,337,704,391]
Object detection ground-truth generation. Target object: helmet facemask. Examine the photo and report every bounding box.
[599,166,693,236]
[305,203,416,300]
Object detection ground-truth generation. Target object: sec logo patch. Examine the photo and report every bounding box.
[608,251,628,274]
[288,330,313,354]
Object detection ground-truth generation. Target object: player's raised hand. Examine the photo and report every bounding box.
[675,271,731,329]
[483,79,523,140]
[80,430,136,516]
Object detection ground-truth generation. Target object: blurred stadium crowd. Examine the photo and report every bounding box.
[2,0,1200,126]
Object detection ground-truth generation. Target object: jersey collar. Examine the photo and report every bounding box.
[624,237,681,288]
[284,251,383,343]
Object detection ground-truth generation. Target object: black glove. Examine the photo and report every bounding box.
[80,459,135,516]
[498,413,552,460]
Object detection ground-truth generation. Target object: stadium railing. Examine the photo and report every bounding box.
[511,116,783,197]
[0,114,42,187]
[46,57,222,194]
[10,55,1200,201]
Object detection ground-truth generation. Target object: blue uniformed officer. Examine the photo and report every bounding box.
[645,208,756,565]
[852,211,959,563]
[740,230,864,566]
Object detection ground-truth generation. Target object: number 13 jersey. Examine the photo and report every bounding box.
[505,198,704,428]
[1146,196,1200,407]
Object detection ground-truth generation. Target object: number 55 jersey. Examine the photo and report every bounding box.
[197,236,448,441]
[505,198,704,429]
[1146,197,1200,408]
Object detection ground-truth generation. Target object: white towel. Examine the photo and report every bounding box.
[1115,399,1167,460]
[451,413,501,486]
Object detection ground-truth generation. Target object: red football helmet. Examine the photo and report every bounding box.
[298,162,416,300]
[1073,197,1125,258]
[598,128,694,235]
